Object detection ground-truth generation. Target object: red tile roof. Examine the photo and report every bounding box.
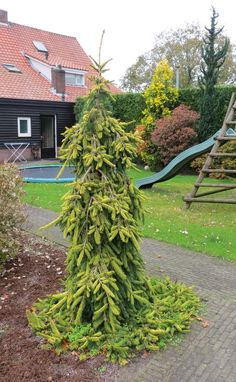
[0,21,120,102]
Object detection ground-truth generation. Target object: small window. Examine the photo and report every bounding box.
[17,118,31,137]
[33,40,48,53]
[65,73,84,86]
[3,64,21,73]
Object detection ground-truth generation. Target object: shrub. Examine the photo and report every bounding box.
[142,59,179,128]
[0,164,26,272]
[134,124,147,155]
[0,232,19,274]
[74,96,87,122]
[191,141,236,178]
[140,60,179,169]
[112,93,145,131]
[178,85,236,134]
[190,154,206,174]
[74,86,236,137]
[75,93,145,132]
[197,8,229,142]
[151,104,199,166]
[27,58,200,365]
[134,124,162,169]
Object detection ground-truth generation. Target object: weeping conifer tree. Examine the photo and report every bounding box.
[27,34,199,364]
[198,7,229,141]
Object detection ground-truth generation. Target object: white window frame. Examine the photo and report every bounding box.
[33,40,48,53]
[65,71,85,87]
[75,74,84,86]
[17,117,31,137]
[3,64,21,73]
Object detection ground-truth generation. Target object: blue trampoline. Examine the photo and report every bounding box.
[19,164,76,183]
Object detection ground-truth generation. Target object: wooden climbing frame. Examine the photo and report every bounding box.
[184,93,236,208]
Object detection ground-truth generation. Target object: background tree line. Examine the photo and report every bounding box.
[121,23,236,92]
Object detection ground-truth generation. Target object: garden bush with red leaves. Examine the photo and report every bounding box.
[151,104,199,166]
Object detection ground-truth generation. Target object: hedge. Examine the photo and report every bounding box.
[74,93,145,131]
[111,93,146,131]
[74,85,236,132]
[178,85,236,131]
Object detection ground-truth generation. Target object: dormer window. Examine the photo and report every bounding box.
[65,73,84,86]
[33,40,48,54]
[3,64,21,73]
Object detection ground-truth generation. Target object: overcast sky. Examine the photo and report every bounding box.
[1,0,236,85]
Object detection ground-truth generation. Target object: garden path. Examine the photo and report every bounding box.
[24,205,236,382]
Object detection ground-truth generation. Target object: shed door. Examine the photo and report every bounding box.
[40,116,55,158]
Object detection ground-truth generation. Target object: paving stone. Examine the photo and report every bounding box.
[24,205,236,382]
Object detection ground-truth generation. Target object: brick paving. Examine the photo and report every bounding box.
[24,205,236,382]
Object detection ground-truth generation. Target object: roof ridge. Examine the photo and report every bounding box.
[10,22,78,40]
[0,20,120,102]
[24,52,88,71]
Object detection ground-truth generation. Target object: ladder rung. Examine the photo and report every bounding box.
[217,137,236,141]
[195,183,236,188]
[210,153,236,157]
[184,197,236,204]
[184,94,236,208]
[202,169,236,174]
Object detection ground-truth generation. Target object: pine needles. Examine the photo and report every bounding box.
[27,47,200,364]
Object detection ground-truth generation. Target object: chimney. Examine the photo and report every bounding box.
[0,10,8,24]
[51,65,65,100]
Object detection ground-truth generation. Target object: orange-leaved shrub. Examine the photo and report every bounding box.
[134,125,147,155]
[151,104,199,166]
[134,124,162,169]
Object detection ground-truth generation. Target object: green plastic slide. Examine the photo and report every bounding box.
[135,128,236,189]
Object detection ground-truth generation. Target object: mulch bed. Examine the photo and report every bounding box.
[0,232,119,382]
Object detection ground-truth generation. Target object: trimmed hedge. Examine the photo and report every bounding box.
[74,85,236,133]
[112,93,145,131]
[178,85,236,132]
[74,95,86,122]
[74,93,145,131]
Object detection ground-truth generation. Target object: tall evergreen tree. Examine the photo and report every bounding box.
[27,36,199,364]
[198,7,229,141]
[121,23,236,92]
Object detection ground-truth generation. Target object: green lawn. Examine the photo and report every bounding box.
[23,168,236,261]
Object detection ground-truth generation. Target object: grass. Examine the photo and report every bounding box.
[23,168,236,262]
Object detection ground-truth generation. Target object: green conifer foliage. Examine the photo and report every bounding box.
[27,50,200,364]
[198,7,229,141]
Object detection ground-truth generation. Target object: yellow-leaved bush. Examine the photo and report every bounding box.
[142,59,178,128]
[138,60,179,170]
